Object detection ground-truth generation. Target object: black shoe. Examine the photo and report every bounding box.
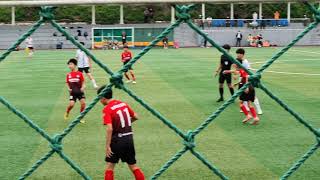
[216,98,224,102]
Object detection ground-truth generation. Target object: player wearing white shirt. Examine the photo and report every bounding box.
[25,37,34,57]
[76,42,98,89]
[238,57,263,115]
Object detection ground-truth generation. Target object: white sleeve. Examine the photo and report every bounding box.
[243,60,251,69]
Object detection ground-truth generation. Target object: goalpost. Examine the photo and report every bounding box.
[0,1,320,180]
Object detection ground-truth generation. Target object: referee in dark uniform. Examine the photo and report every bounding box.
[215,44,234,102]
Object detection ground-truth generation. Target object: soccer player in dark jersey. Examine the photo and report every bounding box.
[215,44,234,102]
[121,46,136,84]
[121,32,127,46]
[223,49,260,125]
[97,86,145,180]
[162,36,169,49]
[64,59,86,123]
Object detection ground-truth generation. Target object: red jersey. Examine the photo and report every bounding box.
[121,51,132,62]
[66,71,84,92]
[239,69,248,84]
[103,100,135,137]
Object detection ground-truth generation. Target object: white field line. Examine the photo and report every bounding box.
[251,68,320,76]
[289,49,320,55]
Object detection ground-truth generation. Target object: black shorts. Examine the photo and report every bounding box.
[123,61,133,70]
[69,91,85,102]
[239,84,255,102]
[122,40,127,44]
[28,47,34,50]
[219,73,232,84]
[78,67,90,73]
[105,135,136,165]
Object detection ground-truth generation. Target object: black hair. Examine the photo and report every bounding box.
[222,44,231,50]
[123,46,129,49]
[67,58,78,65]
[97,85,113,99]
[80,42,85,46]
[236,48,245,55]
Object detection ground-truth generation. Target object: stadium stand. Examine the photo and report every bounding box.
[0,21,319,50]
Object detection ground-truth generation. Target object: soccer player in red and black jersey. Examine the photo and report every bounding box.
[223,49,260,125]
[97,85,145,180]
[121,46,136,84]
[64,59,86,123]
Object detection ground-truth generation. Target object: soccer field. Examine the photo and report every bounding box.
[1,47,319,180]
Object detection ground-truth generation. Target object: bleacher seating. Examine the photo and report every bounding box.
[209,19,289,28]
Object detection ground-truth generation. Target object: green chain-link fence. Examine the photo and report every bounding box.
[0,2,319,180]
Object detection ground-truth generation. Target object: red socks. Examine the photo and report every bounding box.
[125,73,130,80]
[240,105,249,116]
[130,72,136,81]
[80,103,86,113]
[105,168,144,180]
[133,169,145,180]
[66,105,73,114]
[105,170,114,180]
[250,107,257,118]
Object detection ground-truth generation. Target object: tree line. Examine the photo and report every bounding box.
[0,3,316,24]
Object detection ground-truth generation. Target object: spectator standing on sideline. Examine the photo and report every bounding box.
[252,12,258,22]
[206,16,212,27]
[162,36,169,49]
[250,12,258,29]
[148,8,154,22]
[198,15,204,29]
[144,8,149,23]
[260,16,266,29]
[235,31,243,47]
[122,32,127,46]
[274,11,280,26]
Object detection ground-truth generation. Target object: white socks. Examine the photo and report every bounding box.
[91,79,98,88]
[254,97,263,115]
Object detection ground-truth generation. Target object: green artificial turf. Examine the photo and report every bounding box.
[0,47,319,180]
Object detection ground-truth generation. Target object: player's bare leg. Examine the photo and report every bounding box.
[128,164,145,180]
[130,70,136,84]
[105,163,116,180]
[64,100,75,120]
[86,72,98,89]
[79,98,86,123]
[240,101,252,124]
[124,72,131,83]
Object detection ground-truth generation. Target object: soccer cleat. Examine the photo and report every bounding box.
[257,111,263,115]
[216,98,224,102]
[132,81,137,84]
[242,115,252,124]
[93,84,99,89]
[251,118,260,125]
[80,119,86,124]
[64,112,69,120]
[126,80,132,83]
